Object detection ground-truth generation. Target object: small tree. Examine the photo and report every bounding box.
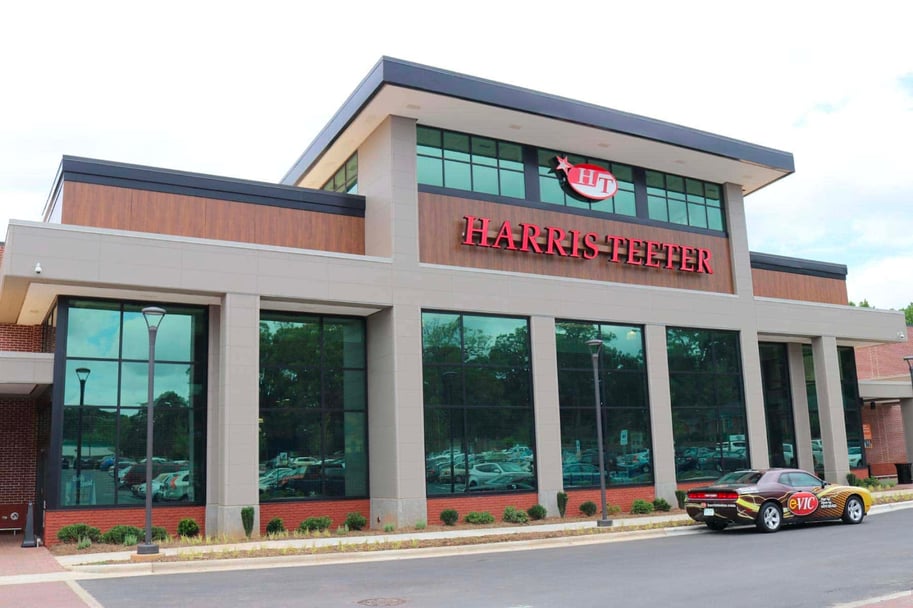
[241,506,255,538]
[556,492,568,518]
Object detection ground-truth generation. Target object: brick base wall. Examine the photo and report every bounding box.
[0,399,36,505]
[45,506,206,546]
[0,324,47,352]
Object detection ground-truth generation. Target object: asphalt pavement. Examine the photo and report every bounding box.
[2,492,912,608]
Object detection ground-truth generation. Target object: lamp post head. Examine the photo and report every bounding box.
[142,306,167,332]
[75,367,91,383]
[586,339,604,356]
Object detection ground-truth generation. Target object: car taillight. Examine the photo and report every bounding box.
[688,491,739,500]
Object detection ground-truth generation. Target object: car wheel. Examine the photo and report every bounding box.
[842,495,865,524]
[756,502,782,533]
[705,520,727,531]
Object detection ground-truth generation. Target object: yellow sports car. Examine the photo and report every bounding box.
[685,468,873,533]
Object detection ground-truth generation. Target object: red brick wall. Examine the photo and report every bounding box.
[259,499,371,534]
[862,403,909,465]
[856,327,913,380]
[0,399,36,504]
[427,485,658,523]
[0,324,47,352]
[45,506,206,546]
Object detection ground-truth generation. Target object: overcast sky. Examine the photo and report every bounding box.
[2,1,911,310]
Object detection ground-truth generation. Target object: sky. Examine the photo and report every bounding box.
[2,1,912,310]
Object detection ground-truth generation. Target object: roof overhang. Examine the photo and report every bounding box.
[0,351,53,398]
[283,57,794,195]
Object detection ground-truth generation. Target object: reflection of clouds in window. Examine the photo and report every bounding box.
[121,362,192,406]
[122,312,193,362]
[64,360,119,405]
[66,308,121,358]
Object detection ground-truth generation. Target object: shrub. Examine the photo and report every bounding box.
[345,512,367,531]
[527,504,547,521]
[440,509,459,526]
[299,516,332,532]
[103,525,143,545]
[607,504,622,516]
[653,498,672,512]
[631,499,655,514]
[674,490,686,509]
[152,526,168,542]
[557,492,568,518]
[579,501,597,517]
[178,518,200,538]
[241,506,255,538]
[503,506,529,524]
[76,536,92,550]
[847,472,861,487]
[465,511,495,525]
[415,520,427,530]
[383,523,395,533]
[57,524,101,544]
[266,517,285,535]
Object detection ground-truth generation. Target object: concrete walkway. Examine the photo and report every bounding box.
[2,490,912,608]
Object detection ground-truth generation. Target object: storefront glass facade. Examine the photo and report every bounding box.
[258,312,368,500]
[59,299,207,507]
[422,312,534,495]
[759,343,797,467]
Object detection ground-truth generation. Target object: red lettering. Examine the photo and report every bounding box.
[644,241,662,268]
[491,220,518,250]
[545,226,568,256]
[462,216,490,247]
[663,243,680,269]
[626,238,644,265]
[606,235,626,263]
[519,223,543,253]
[568,230,582,258]
[582,233,600,259]
[680,246,696,272]
[697,247,713,274]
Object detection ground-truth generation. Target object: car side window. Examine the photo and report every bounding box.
[782,472,820,488]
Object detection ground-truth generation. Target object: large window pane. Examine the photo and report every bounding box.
[59,299,206,508]
[423,312,534,495]
[557,320,651,487]
[259,312,368,501]
[668,327,747,481]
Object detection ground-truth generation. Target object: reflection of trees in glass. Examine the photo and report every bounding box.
[422,312,534,494]
[120,391,191,460]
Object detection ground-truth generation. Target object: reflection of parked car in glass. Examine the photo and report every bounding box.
[259,467,294,493]
[160,471,192,501]
[562,463,603,487]
[120,461,183,489]
[277,464,346,497]
[615,450,652,473]
[471,473,535,492]
[467,462,529,488]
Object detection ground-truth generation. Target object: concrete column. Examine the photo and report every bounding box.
[530,316,561,516]
[787,343,814,471]
[357,115,419,262]
[723,183,754,299]
[206,293,261,538]
[901,398,913,469]
[367,305,426,528]
[645,324,676,505]
[812,336,849,482]
[741,332,769,469]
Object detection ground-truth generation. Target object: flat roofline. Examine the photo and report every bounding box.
[282,56,795,185]
[46,156,366,220]
[749,251,847,280]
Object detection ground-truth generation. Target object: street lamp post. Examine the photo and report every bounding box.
[586,338,612,527]
[137,306,166,556]
[74,367,90,505]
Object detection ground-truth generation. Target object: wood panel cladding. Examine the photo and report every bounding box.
[61,182,364,254]
[419,192,733,293]
[752,268,848,305]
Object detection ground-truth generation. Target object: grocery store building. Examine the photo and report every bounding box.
[0,57,907,543]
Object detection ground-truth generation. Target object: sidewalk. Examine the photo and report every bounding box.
[2,492,912,608]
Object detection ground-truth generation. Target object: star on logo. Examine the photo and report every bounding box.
[555,155,574,175]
